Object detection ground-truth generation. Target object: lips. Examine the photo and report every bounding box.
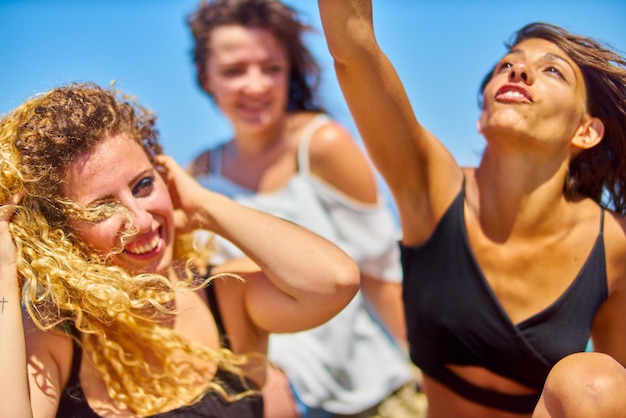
[495,84,533,103]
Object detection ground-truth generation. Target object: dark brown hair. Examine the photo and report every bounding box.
[187,0,325,112]
[481,23,626,212]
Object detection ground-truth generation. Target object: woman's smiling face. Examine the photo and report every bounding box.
[479,38,589,149]
[203,25,290,133]
[61,134,175,275]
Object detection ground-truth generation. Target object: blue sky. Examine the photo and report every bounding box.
[1,0,625,171]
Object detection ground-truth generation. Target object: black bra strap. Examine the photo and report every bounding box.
[205,283,231,349]
[600,206,605,234]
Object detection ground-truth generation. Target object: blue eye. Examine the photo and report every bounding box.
[133,176,154,196]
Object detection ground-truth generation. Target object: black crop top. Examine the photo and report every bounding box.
[56,285,263,418]
[401,186,608,414]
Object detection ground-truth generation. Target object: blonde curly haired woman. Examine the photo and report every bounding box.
[0,82,359,417]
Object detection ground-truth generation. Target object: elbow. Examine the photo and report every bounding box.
[333,259,361,300]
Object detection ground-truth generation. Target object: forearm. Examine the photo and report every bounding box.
[361,275,408,352]
[0,263,33,417]
[199,191,359,299]
[318,0,426,192]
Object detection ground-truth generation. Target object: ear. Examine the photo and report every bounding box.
[476,118,483,135]
[571,116,604,150]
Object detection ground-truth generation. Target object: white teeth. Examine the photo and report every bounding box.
[126,234,159,255]
[501,91,526,99]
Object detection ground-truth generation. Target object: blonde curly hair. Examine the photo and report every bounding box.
[0,82,256,415]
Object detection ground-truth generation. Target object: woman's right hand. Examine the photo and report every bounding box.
[0,192,23,272]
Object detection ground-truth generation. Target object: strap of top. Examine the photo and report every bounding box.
[209,145,224,175]
[296,114,331,175]
[205,283,231,349]
[209,114,330,177]
[600,206,605,234]
[66,336,83,389]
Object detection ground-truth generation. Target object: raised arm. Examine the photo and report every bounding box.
[0,198,32,417]
[157,155,360,334]
[0,195,68,418]
[318,0,462,244]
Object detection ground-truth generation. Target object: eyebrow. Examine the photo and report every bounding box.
[87,168,153,206]
[544,52,577,75]
[508,48,578,79]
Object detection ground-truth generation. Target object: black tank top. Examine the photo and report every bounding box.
[401,186,608,414]
[56,285,263,418]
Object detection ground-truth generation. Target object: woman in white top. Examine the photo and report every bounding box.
[186,0,417,417]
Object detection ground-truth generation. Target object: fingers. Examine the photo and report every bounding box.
[154,154,179,175]
[0,191,24,221]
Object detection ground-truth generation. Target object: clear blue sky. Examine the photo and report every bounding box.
[1,0,625,170]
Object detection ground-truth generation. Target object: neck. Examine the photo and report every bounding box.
[472,146,571,241]
[232,115,288,156]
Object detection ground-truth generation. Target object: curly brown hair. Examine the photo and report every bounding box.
[188,0,325,112]
[15,82,161,226]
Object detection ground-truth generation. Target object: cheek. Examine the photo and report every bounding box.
[72,219,123,253]
[152,184,175,230]
[541,85,582,124]
[210,80,241,107]
[272,75,290,106]
[276,72,289,91]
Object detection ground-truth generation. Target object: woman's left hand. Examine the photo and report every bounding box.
[155,154,214,233]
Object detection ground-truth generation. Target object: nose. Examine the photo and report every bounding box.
[242,67,271,95]
[123,198,153,235]
[509,62,532,84]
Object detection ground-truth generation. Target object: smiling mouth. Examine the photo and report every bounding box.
[498,90,528,100]
[125,232,160,255]
[495,85,532,102]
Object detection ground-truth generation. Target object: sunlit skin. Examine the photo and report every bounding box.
[61,134,175,275]
[203,25,290,140]
[421,39,604,418]
[479,38,592,157]
[317,1,626,415]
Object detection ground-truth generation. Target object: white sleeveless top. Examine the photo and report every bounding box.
[196,114,412,414]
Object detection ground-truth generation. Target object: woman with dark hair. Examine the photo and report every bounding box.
[318,1,626,417]
[187,1,416,417]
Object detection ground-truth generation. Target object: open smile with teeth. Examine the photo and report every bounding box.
[496,86,532,102]
[500,91,527,99]
[125,232,160,255]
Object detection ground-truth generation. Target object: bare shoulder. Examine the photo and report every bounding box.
[306,117,378,203]
[590,207,626,363]
[602,209,626,256]
[601,208,626,290]
[23,312,72,354]
[23,312,73,400]
[306,118,362,160]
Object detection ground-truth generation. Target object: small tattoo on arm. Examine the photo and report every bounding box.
[0,296,7,313]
